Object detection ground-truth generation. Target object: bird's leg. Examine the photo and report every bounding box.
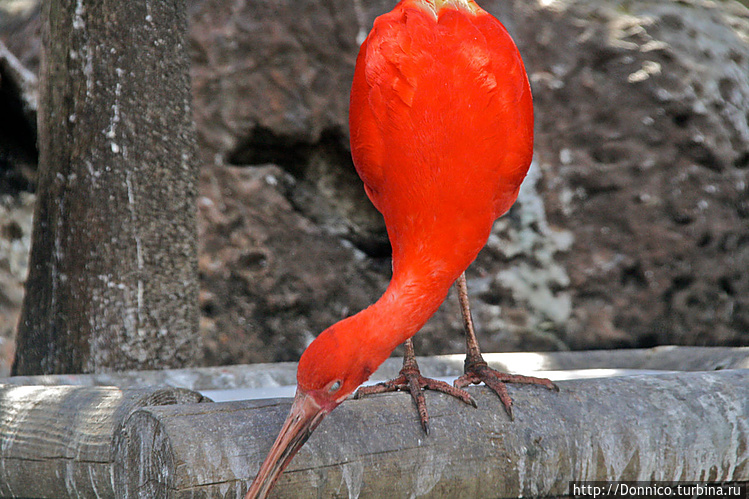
[354,337,476,435]
[453,272,558,420]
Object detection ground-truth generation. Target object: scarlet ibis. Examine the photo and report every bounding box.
[245,0,557,497]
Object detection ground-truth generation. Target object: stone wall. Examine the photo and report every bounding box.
[0,0,747,371]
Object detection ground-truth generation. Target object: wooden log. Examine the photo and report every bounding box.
[115,369,749,498]
[0,385,208,498]
[4,346,749,391]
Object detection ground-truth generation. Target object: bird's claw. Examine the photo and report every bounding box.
[454,362,558,420]
[355,367,476,435]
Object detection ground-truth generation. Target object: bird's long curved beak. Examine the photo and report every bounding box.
[244,390,328,499]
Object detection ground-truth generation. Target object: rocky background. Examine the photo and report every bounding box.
[0,0,747,375]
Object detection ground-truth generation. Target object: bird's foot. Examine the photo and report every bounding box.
[454,359,558,420]
[355,363,476,435]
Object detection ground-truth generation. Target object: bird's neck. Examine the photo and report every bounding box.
[353,264,458,367]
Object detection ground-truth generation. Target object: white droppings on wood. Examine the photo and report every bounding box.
[71,0,95,97]
[125,171,145,335]
[49,189,64,357]
[87,464,103,498]
[105,69,124,154]
[411,448,448,498]
[515,444,527,493]
[137,280,145,329]
[341,460,364,499]
[225,445,253,489]
[64,460,79,497]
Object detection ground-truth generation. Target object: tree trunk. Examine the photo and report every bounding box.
[12,0,202,374]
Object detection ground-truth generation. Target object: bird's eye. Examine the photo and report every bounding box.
[328,380,342,393]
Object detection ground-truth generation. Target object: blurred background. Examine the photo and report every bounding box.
[0,0,747,376]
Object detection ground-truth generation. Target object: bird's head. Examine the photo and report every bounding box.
[297,319,382,408]
[245,317,385,499]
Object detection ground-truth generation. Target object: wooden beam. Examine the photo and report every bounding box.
[0,385,207,498]
[115,369,749,498]
[2,349,748,497]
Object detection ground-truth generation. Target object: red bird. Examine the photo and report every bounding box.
[246,0,556,497]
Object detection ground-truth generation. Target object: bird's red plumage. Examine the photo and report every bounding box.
[248,2,535,496]
[296,0,533,396]
[350,0,533,285]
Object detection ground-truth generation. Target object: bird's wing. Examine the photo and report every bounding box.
[349,3,533,219]
[349,8,429,214]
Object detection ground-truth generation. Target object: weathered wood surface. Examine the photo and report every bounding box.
[2,348,748,498]
[4,346,749,391]
[0,385,208,498]
[116,369,749,498]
